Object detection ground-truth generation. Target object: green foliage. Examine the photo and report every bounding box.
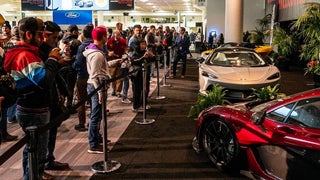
[272,26,299,57]
[252,84,284,101]
[249,14,272,45]
[188,85,229,119]
[249,27,266,45]
[292,2,320,61]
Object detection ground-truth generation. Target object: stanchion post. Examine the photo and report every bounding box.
[135,63,155,125]
[26,126,39,180]
[162,49,171,87]
[151,54,166,99]
[91,78,121,173]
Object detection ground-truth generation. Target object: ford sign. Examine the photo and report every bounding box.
[65,12,80,18]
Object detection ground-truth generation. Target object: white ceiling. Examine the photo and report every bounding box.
[1,0,202,13]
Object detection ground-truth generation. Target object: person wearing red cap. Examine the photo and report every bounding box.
[83,26,121,153]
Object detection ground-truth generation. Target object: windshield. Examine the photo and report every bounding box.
[206,51,266,67]
[250,99,281,112]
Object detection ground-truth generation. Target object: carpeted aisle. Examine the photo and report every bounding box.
[91,59,246,179]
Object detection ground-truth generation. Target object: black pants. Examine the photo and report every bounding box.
[131,67,151,109]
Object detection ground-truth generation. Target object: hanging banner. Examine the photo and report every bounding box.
[22,0,109,11]
[53,10,92,25]
[22,0,134,11]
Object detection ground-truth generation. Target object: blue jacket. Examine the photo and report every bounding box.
[72,38,93,78]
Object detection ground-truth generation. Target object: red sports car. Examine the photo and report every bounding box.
[192,88,320,179]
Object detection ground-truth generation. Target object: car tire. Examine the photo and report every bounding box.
[202,117,240,171]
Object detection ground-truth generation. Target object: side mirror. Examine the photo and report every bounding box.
[196,57,205,64]
[251,111,266,125]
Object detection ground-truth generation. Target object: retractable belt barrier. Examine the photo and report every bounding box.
[0,62,146,166]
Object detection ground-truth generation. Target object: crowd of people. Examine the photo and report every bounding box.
[0,17,193,179]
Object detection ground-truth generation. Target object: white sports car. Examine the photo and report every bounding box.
[197,47,281,100]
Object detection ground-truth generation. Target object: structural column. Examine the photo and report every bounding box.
[97,11,104,26]
[225,0,243,43]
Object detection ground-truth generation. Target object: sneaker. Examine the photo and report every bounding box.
[88,144,104,154]
[121,98,131,104]
[74,124,87,132]
[42,172,54,180]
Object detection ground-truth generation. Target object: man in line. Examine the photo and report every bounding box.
[73,23,94,131]
[4,17,66,179]
[59,24,81,112]
[170,27,190,79]
[83,26,121,153]
[39,21,70,175]
[107,29,127,98]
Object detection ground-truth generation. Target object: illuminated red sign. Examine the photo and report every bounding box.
[279,0,306,9]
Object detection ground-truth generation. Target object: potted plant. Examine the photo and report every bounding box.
[271,26,299,70]
[252,84,285,102]
[188,85,230,119]
[292,2,320,87]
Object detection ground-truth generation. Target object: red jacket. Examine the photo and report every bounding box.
[106,36,127,58]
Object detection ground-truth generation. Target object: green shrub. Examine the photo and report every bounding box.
[188,85,230,119]
[252,84,285,101]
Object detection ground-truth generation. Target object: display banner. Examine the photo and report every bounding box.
[22,0,109,10]
[53,10,92,25]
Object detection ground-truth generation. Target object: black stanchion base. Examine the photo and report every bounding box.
[91,160,121,173]
[151,95,166,100]
[135,118,155,125]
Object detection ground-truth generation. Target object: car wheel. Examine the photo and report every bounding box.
[202,118,240,171]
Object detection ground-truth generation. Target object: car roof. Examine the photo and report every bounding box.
[214,46,256,53]
[220,42,257,49]
[267,88,320,111]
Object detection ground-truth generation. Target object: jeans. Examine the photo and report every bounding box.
[87,83,101,148]
[16,108,50,180]
[121,68,129,100]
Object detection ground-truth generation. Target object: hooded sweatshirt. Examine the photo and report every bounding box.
[4,41,59,108]
[83,43,121,89]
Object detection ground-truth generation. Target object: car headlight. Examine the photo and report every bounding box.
[201,71,218,79]
[267,72,280,80]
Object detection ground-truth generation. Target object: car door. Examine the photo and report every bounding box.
[254,98,320,179]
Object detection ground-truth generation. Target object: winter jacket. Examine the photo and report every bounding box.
[4,42,59,108]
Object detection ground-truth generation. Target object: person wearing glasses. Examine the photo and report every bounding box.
[4,17,67,180]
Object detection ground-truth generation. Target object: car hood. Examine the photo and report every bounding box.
[202,65,279,82]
